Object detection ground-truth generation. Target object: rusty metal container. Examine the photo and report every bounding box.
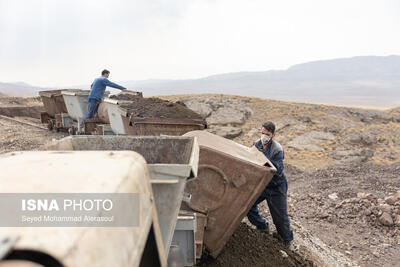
[126,117,206,136]
[104,98,206,136]
[38,90,68,118]
[43,135,199,258]
[182,131,276,258]
[97,102,109,123]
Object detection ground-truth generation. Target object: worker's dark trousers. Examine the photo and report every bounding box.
[247,180,294,241]
[85,98,100,120]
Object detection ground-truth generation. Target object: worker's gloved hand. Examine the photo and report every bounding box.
[260,134,270,144]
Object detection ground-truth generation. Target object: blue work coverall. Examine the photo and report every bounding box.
[247,139,294,241]
[85,76,126,119]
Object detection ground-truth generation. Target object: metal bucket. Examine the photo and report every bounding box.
[43,135,199,257]
[38,90,68,118]
[0,151,167,267]
[61,90,90,122]
[103,99,206,136]
[182,130,276,258]
[103,98,129,134]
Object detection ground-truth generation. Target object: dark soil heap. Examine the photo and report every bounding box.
[109,92,143,101]
[198,223,314,267]
[119,97,204,120]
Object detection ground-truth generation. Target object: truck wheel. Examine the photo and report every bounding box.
[47,120,54,131]
[68,126,76,135]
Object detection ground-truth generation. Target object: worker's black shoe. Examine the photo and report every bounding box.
[272,232,283,241]
[273,232,292,248]
[283,240,292,248]
[256,224,269,234]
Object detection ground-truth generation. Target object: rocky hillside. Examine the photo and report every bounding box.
[162,94,400,170]
[161,94,400,266]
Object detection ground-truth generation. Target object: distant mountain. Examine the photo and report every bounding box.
[2,55,400,108]
[0,82,48,96]
[123,55,400,108]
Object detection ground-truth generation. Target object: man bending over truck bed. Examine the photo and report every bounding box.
[247,121,294,246]
[85,69,126,120]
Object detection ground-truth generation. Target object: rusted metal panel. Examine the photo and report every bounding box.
[182,131,276,258]
[38,90,68,118]
[125,116,206,136]
[84,118,102,135]
[97,102,109,123]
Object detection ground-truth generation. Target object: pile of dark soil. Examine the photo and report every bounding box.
[198,223,314,267]
[120,97,204,120]
[109,91,143,101]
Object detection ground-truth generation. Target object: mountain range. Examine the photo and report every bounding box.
[1,55,400,108]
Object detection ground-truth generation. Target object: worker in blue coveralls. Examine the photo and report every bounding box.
[85,69,126,120]
[247,121,294,246]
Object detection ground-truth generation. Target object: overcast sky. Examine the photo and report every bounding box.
[0,0,399,87]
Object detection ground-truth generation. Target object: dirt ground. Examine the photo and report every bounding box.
[285,163,400,267]
[198,223,314,267]
[0,116,66,153]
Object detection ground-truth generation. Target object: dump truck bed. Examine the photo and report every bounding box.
[38,89,68,118]
[104,98,206,136]
[182,131,276,258]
